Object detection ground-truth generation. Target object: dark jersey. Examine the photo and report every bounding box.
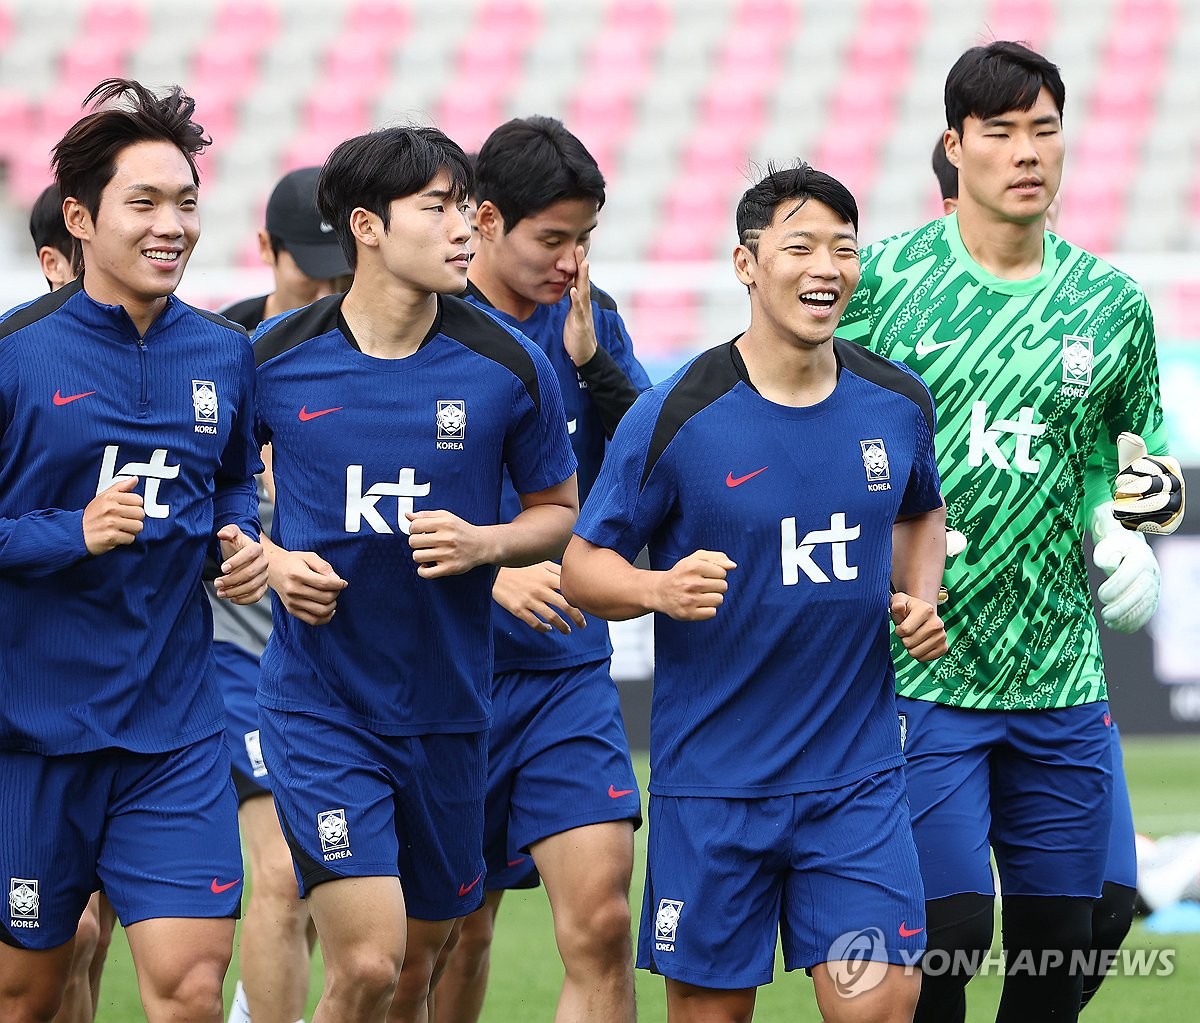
[463,283,651,671]
[254,293,577,735]
[0,280,261,754]
[575,340,942,796]
[220,295,268,332]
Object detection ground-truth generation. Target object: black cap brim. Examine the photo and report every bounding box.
[286,240,351,280]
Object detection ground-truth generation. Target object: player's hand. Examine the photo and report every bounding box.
[493,562,588,634]
[266,548,347,625]
[562,246,599,367]
[407,510,493,578]
[890,593,947,662]
[1093,528,1160,633]
[652,550,736,622]
[1113,432,1185,535]
[215,526,269,605]
[83,476,145,554]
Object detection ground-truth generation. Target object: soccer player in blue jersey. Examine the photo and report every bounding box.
[216,167,349,1023]
[253,126,579,1023]
[929,134,1145,1013]
[561,163,949,1023]
[435,115,648,1023]
[0,79,267,1023]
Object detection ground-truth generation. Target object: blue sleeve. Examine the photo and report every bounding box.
[575,388,675,562]
[597,305,652,392]
[504,339,578,495]
[212,337,264,539]
[899,386,943,517]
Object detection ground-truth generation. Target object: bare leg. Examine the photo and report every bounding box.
[124,916,234,1023]
[430,891,503,1022]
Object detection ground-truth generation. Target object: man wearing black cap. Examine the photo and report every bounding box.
[222,166,351,332]
[216,165,347,1023]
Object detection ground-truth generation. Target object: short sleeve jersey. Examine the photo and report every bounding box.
[575,340,942,797]
[463,284,651,672]
[840,213,1169,711]
[0,280,261,754]
[254,293,577,735]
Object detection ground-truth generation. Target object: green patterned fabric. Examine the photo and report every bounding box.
[840,214,1168,710]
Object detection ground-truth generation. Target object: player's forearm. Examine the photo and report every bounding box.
[561,535,658,621]
[892,504,947,606]
[0,509,90,576]
[483,502,578,568]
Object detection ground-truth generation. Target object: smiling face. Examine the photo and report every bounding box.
[734,197,861,348]
[66,139,199,319]
[948,85,1064,227]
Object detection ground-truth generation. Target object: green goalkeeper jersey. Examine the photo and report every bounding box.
[840,213,1169,711]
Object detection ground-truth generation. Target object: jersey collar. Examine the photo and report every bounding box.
[942,211,1059,297]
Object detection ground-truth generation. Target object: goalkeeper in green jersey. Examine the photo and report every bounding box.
[840,40,1184,1023]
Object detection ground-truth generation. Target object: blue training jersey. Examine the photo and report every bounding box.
[0,279,262,755]
[254,293,577,735]
[463,283,651,672]
[575,339,942,797]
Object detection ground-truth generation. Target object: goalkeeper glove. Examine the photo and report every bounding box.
[1113,432,1185,535]
[1092,500,1161,632]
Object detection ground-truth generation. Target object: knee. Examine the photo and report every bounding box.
[247,854,306,923]
[1092,882,1135,950]
[156,955,228,1020]
[556,889,633,965]
[327,945,404,1004]
[1002,895,1093,953]
[925,893,994,957]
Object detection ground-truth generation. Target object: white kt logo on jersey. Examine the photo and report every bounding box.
[968,401,1046,475]
[781,513,861,585]
[345,466,429,535]
[96,446,180,518]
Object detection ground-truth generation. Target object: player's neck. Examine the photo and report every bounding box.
[955,202,1045,280]
[735,329,837,408]
[341,276,438,359]
[467,255,536,321]
[81,269,168,337]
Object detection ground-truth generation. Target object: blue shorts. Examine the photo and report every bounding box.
[1105,722,1136,889]
[897,696,1114,901]
[637,769,925,990]
[259,708,486,920]
[0,733,242,950]
[213,640,270,804]
[483,660,642,892]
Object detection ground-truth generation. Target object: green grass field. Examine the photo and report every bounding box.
[95,736,1200,1021]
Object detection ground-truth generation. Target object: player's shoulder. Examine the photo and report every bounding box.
[1048,233,1148,304]
[835,339,935,429]
[253,293,343,369]
[631,342,742,435]
[0,278,82,343]
[219,294,269,332]
[860,217,943,265]
[591,285,620,314]
[179,300,251,342]
[438,292,552,398]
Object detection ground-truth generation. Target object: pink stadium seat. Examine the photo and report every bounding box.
[214,0,279,39]
[734,0,798,34]
[0,93,32,159]
[985,0,1053,47]
[435,91,504,152]
[322,47,391,100]
[626,291,700,356]
[80,2,148,49]
[605,0,671,37]
[344,0,411,40]
[303,91,370,139]
[456,44,523,89]
[61,48,129,93]
[476,0,541,43]
[192,46,261,98]
[1056,185,1123,253]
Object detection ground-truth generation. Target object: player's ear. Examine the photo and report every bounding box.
[942,197,958,216]
[348,207,380,251]
[257,229,276,268]
[944,129,962,170]
[38,246,73,289]
[62,196,92,243]
[733,244,757,287]
[475,201,503,242]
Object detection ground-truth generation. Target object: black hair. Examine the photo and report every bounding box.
[316,125,472,270]
[736,161,858,255]
[944,40,1065,137]
[931,136,958,200]
[474,116,605,231]
[29,184,75,259]
[51,78,210,228]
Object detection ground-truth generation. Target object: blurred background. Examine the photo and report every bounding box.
[0,0,1197,731]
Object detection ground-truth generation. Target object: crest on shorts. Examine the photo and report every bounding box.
[1061,335,1093,389]
[655,898,684,948]
[317,808,350,853]
[9,878,38,921]
[192,380,218,423]
[898,713,908,751]
[436,400,466,441]
[244,729,268,778]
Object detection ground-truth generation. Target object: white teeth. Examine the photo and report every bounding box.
[144,251,176,261]
[803,291,836,302]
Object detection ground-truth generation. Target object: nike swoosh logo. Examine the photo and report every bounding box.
[53,389,96,406]
[507,857,527,868]
[898,922,924,937]
[211,878,241,894]
[726,467,767,488]
[298,405,343,421]
[913,337,961,355]
[458,872,484,897]
[608,785,634,798]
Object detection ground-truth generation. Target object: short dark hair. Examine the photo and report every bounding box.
[51,78,210,225]
[736,162,859,255]
[316,125,472,270]
[30,184,75,259]
[931,136,957,201]
[944,40,1065,137]
[474,116,605,231]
